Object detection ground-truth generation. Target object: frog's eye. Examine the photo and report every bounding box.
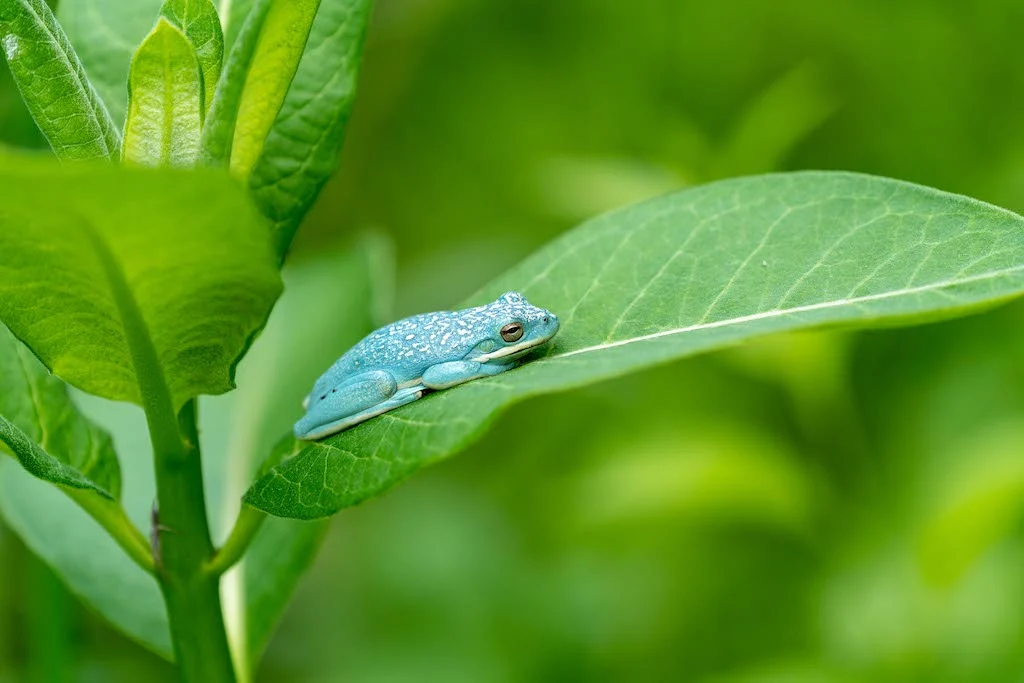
[500,322,524,342]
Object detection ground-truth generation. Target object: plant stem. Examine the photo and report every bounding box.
[152,400,237,683]
[205,504,267,577]
[86,227,236,682]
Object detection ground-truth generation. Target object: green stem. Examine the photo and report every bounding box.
[85,223,236,683]
[65,490,155,574]
[150,400,236,683]
[206,504,267,577]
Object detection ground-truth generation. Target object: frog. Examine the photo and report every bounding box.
[294,291,560,440]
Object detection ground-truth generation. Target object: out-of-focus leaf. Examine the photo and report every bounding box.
[917,422,1024,587]
[0,152,281,411]
[0,457,171,659]
[249,0,374,259]
[246,172,1024,519]
[56,0,163,126]
[221,0,256,54]
[160,0,223,113]
[200,235,392,674]
[0,0,121,159]
[0,332,167,657]
[122,18,203,167]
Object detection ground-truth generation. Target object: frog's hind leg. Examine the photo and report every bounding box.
[312,385,424,439]
[295,370,425,440]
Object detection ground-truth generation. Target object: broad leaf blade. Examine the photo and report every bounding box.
[0,152,282,410]
[0,0,121,160]
[160,0,224,113]
[245,172,1024,519]
[56,0,163,127]
[0,324,120,496]
[123,18,203,167]
[248,0,373,260]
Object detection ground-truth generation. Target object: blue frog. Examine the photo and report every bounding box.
[294,292,560,440]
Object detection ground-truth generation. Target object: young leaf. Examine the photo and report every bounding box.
[56,0,163,127]
[201,0,321,175]
[160,0,224,113]
[248,0,373,260]
[245,172,1024,519]
[0,0,121,160]
[0,152,282,411]
[122,18,203,167]
[229,0,320,177]
[0,326,119,497]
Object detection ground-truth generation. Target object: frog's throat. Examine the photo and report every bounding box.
[473,336,551,363]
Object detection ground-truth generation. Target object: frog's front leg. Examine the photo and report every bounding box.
[421,360,515,391]
[295,370,424,440]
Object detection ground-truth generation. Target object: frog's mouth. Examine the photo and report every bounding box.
[475,336,553,363]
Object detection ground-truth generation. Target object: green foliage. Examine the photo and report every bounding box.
[0,325,120,497]
[245,172,1024,519]
[0,154,281,410]
[249,0,373,258]
[123,19,204,166]
[56,0,163,126]
[3,0,1024,681]
[159,0,224,113]
[0,0,120,160]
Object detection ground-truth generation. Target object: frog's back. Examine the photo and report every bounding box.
[312,308,475,390]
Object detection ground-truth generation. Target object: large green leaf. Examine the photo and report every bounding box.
[160,0,223,113]
[0,153,282,411]
[122,18,203,167]
[56,0,163,127]
[200,236,391,674]
[248,0,373,259]
[245,172,1024,519]
[0,0,121,160]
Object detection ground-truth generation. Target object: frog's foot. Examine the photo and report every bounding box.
[422,360,515,391]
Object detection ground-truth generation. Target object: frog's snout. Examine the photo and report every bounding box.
[543,312,560,338]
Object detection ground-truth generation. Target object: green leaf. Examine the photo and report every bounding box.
[0,0,121,160]
[201,0,321,177]
[0,152,282,411]
[0,326,163,654]
[248,0,373,260]
[200,236,392,672]
[160,0,224,113]
[221,0,256,55]
[56,0,163,127]
[0,396,172,659]
[0,325,119,496]
[245,172,1024,519]
[229,0,320,177]
[122,18,203,167]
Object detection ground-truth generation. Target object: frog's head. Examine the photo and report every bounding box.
[473,291,560,363]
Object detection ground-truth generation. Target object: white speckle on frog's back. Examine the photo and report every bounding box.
[2,34,19,61]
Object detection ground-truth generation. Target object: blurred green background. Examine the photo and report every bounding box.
[5,0,1024,681]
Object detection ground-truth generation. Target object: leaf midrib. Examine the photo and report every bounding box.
[553,263,1024,360]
